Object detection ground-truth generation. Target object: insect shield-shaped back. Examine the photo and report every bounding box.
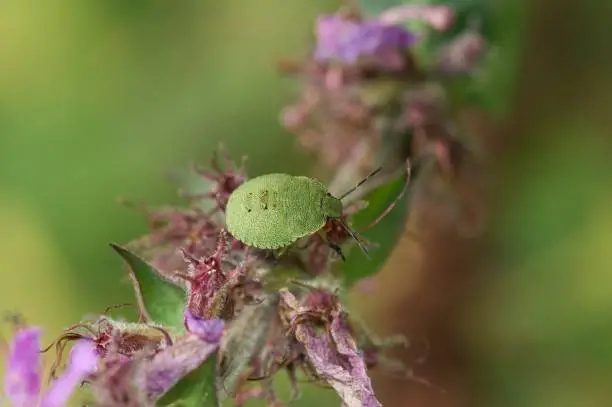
[225,167,406,260]
[225,173,331,250]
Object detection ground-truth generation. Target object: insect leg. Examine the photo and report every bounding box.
[274,245,290,259]
[328,242,346,261]
[286,362,301,402]
[316,228,346,261]
[336,218,372,259]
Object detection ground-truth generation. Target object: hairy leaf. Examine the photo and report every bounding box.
[216,294,280,401]
[111,243,186,332]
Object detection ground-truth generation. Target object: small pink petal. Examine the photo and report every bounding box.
[4,327,43,407]
[184,310,224,343]
[41,340,99,407]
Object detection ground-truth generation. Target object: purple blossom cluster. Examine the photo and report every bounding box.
[280,4,486,176]
[1,3,489,407]
[314,14,417,70]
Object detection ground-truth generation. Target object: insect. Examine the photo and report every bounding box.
[225,164,410,259]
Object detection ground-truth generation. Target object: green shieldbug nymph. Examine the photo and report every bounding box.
[224,168,395,259]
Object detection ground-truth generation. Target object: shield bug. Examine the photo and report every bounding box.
[225,164,410,259]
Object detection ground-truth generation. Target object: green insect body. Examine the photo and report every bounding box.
[225,173,343,249]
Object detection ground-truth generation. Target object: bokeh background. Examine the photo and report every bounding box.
[1,1,611,407]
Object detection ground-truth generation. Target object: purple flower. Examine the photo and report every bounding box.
[41,341,99,407]
[4,328,42,407]
[184,310,224,343]
[314,14,416,69]
[3,327,99,407]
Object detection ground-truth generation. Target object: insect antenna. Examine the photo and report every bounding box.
[328,242,347,261]
[337,167,382,200]
[101,303,134,316]
[360,159,413,233]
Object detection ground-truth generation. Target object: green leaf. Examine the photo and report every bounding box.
[342,165,416,287]
[110,243,186,332]
[158,353,219,407]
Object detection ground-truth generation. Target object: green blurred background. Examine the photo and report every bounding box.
[2,1,612,407]
[0,0,334,331]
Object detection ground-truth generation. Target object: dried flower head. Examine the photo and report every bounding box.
[125,147,248,276]
[186,147,248,214]
[277,288,383,407]
[125,205,222,276]
[176,229,259,321]
[45,316,172,379]
[280,84,380,170]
